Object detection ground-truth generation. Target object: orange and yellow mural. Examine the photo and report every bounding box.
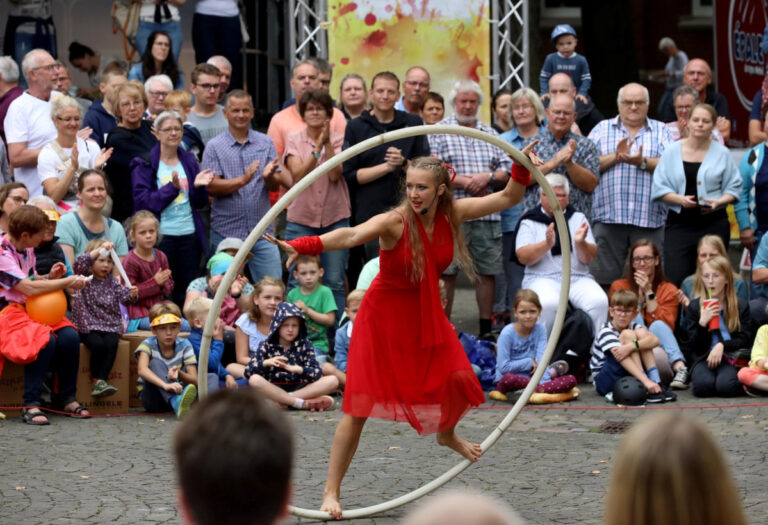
[328,0,492,122]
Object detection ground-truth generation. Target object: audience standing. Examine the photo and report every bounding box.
[395,66,430,116]
[192,0,243,91]
[129,30,184,90]
[0,56,23,149]
[81,63,127,148]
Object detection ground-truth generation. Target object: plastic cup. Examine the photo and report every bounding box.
[703,298,720,330]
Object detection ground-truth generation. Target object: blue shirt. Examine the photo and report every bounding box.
[495,322,550,383]
[500,125,545,232]
[539,52,591,96]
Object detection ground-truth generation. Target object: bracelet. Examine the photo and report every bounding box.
[633,338,639,350]
[285,235,324,255]
[510,162,531,186]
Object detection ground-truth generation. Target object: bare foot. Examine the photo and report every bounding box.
[321,490,342,519]
[436,431,483,462]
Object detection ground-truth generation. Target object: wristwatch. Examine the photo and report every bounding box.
[646,292,656,301]
[489,171,495,184]
[312,150,322,160]
[639,157,647,171]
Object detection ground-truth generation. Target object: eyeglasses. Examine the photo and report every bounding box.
[195,83,219,91]
[612,308,636,316]
[119,100,143,108]
[632,256,655,264]
[620,100,648,107]
[158,127,182,134]
[33,64,57,72]
[674,104,693,111]
[148,90,169,98]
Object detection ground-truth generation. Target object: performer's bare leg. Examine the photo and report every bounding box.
[321,414,367,518]
[436,426,483,462]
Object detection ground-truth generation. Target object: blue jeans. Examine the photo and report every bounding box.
[136,20,183,61]
[285,219,349,316]
[159,232,201,307]
[24,326,80,406]
[209,230,281,284]
[634,314,685,367]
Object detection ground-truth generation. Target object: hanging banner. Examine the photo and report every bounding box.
[328,0,492,122]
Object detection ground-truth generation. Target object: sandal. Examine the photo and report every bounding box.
[62,403,91,419]
[21,408,50,426]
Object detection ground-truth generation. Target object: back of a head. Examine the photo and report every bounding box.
[174,389,294,525]
[604,412,747,525]
[401,489,524,525]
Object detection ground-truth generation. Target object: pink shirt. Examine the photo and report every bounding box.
[267,105,347,156]
[0,235,36,304]
[284,127,350,228]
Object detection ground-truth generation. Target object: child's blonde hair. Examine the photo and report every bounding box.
[149,301,182,323]
[346,289,365,306]
[700,255,740,333]
[248,276,285,323]
[185,296,213,325]
[128,210,161,245]
[164,89,192,110]
[83,238,112,257]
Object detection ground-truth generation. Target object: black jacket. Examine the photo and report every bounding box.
[682,297,753,365]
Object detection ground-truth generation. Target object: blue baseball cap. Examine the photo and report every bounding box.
[551,24,577,43]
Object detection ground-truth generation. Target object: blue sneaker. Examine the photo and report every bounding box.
[172,384,197,418]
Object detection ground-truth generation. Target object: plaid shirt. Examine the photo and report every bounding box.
[202,129,277,239]
[522,129,599,219]
[428,115,512,221]
[587,116,673,228]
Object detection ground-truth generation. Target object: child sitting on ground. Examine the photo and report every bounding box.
[185,296,237,389]
[123,210,189,331]
[135,302,208,418]
[183,253,250,332]
[287,255,337,364]
[591,290,675,403]
[330,289,365,387]
[72,239,138,397]
[244,302,338,411]
[490,290,577,401]
[539,24,591,102]
[229,276,285,380]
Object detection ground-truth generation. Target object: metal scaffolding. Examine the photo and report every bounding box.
[287,0,529,92]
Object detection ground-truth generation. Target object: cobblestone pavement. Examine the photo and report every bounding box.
[2,286,768,524]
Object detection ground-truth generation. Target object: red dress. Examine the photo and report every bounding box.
[342,213,485,434]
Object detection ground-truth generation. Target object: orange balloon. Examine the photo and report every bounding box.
[26,290,67,326]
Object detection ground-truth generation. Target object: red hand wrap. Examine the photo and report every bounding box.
[510,162,531,187]
[286,236,324,255]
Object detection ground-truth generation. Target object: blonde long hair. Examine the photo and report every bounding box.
[400,157,475,283]
[692,235,740,299]
[699,255,740,333]
[605,412,747,525]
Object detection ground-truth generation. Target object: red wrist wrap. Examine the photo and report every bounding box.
[510,162,531,187]
[286,236,324,255]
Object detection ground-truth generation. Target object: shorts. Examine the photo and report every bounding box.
[593,353,628,396]
[315,352,329,366]
[737,366,767,387]
[443,221,502,276]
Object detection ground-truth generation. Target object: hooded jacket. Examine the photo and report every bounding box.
[244,302,322,384]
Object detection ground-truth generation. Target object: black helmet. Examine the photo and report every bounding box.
[612,376,647,406]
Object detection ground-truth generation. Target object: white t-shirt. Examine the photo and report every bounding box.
[195,0,239,17]
[37,137,100,210]
[139,0,180,21]
[3,90,59,198]
[515,209,595,279]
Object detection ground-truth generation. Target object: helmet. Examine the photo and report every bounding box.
[551,24,577,43]
[612,376,647,406]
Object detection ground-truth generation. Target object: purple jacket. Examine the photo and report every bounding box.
[130,144,208,251]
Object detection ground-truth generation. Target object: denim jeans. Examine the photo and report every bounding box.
[159,232,201,307]
[633,314,685,366]
[136,20,183,61]
[285,218,349,316]
[209,230,281,284]
[24,326,80,406]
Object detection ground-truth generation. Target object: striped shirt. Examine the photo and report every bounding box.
[588,116,673,228]
[590,320,641,374]
[202,129,277,239]
[428,115,512,222]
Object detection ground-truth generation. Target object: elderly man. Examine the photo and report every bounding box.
[0,56,23,148]
[587,83,673,287]
[206,55,232,101]
[268,59,346,157]
[429,79,512,338]
[188,63,228,145]
[546,72,604,136]
[4,49,59,197]
[516,174,607,336]
[659,58,730,141]
[203,90,291,282]
[144,74,173,120]
[280,57,334,109]
[52,61,91,113]
[395,66,430,116]
[81,63,126,148]
[523,93,599,219]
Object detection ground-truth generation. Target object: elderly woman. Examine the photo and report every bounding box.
[283,89,349,313]
[337,73,368,121]
[37,95,112,212]
[131,110,214,306]
[55,170,129,263]
[421,91,445,125]
[652,103,742,287]
[0,206,89,424]
[515,174,608,337]
[665,85,724,144]
[104,82,158,223]
[128,30,184,89]
[496,88,547,323]
[0,182,29,235]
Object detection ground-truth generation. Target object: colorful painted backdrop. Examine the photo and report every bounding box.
[328,0,492,122]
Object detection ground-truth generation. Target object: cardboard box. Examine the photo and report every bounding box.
[0,341,130,415]
[121,331,153,408]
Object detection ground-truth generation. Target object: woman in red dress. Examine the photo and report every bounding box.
[268,150,535,518]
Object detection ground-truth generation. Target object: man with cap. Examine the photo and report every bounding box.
[540,24,592,102]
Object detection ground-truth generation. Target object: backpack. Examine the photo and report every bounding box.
[111,0,141,62]
[551,303,594,382]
